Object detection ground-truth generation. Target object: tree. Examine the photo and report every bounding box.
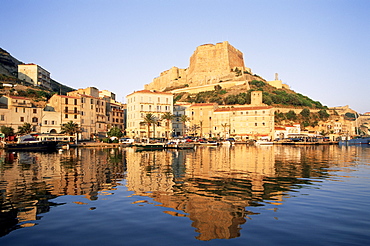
[107,127,123,139]
[61,121,81,135]
[221,123,230,138]
[300,108,311,119]
[189,124,200,136]
[17,122,32,135]
[1,126,15,138]
[286,110,297,121]
[143,113,156,139]
[180,115,190,136]
[161,112,174,139]
[318,109,330,121]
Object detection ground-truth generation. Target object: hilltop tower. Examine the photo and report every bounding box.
[145,41,254,92]
[187,41,245,86]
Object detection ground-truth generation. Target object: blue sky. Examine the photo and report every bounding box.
[1,0,369,113]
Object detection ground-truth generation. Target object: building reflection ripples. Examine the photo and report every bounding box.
[0,145,366,240]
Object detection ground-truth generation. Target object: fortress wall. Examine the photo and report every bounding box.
[145,67,186,90]
[171,81,247,94]
[187,41,245,86]
[145,42,247,91]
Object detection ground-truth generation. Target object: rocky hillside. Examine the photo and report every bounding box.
[0,48,22,77]
[0,47,74,95]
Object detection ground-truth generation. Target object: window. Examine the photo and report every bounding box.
[0,115,4,121]
[255,123,257,126]
[74,99,77,105]
[44,120,47,125]
[20,117,24,122]
[51,121,55,125]
[91,99,94,104]
[65,106,68,113]
[32,117,38,123]
[33,109,37,114]
[65,98,68,104]
[74,115,77,119]
[65,114,68,118]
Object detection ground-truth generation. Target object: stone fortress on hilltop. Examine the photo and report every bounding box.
[145,41,289,93]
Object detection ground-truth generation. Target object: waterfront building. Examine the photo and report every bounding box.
[0,95,42,132]
[172,102,191,137]
[126,90,173,139]
[18,64,52,89]
[68,87,121,139]
[213,105,274,140]
[274,124,300,140]
[187,103,218,138]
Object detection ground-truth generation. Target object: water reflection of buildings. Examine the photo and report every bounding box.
[1,145,367,239]
[124,145,366,241]
[0,148,126,235]
[125,145,280,241]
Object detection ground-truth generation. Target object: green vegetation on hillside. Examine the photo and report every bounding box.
[175,80,326,109]
[275,109,330,129]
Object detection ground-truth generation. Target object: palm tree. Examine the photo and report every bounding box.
[161,112,174,139]
[17,122,32,135]
[221,123,229,138]
[189,124,200,137]
[143,113,156,139]
[61,121,81,135]
[180,115,189,136]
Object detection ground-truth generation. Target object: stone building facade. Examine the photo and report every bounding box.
[18,64,51,90]
[126,90,173,139]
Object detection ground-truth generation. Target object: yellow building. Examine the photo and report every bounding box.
[186,103,218,138]
[18,64,51,89]
[0,95,42,132]
[126,90,173,139]
[213,105,275,140]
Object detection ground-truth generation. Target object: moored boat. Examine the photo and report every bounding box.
[339,136,370,145]
[3,135,59,151]
[164,140,195,149]
[133,143,165,150]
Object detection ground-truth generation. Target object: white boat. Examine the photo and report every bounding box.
[255,137,273,145]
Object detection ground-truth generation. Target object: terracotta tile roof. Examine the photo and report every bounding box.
[275,127,286,130]
[56,95,80,99]
[7,96,29,100]
[214,106,273,112]
[189,103,217,107]
[127,90,173,96]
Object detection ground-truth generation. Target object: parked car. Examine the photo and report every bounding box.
[119,138,134,144]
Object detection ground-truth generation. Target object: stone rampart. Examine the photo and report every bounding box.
[145,41,254,92]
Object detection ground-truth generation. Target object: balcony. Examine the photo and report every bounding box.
[64,110,80,114]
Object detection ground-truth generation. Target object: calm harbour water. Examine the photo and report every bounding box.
[0,144,369,246]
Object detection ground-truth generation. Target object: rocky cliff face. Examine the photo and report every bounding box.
[145,41,263,92]
[0,48,22,76]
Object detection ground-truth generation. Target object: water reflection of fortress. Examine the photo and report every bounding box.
[0,145,360,239]
[125,146,278,240]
